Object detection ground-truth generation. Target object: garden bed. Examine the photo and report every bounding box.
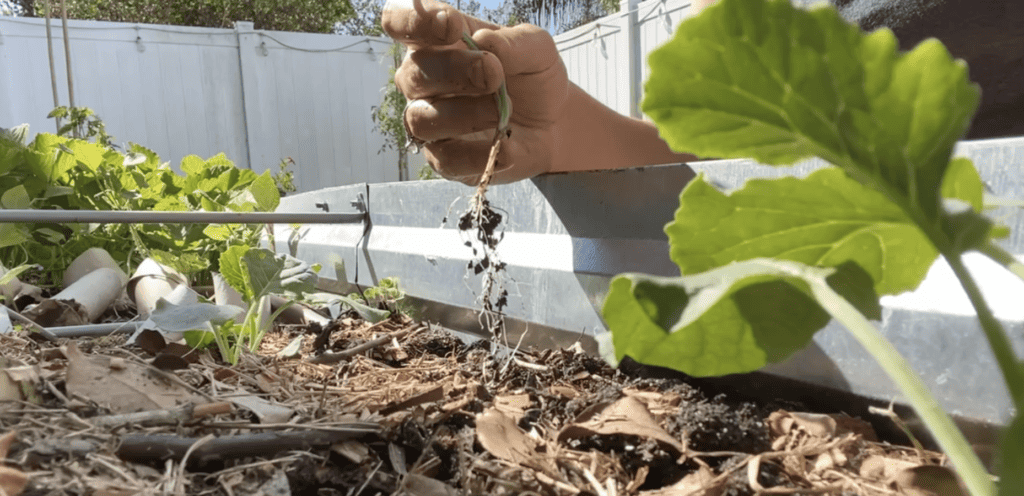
[0,311,958,496]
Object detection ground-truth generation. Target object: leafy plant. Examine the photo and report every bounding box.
[601,0,1022,494]
[0,125,282,287]
[370,41,410,181]
[211,245,318,364]
[48,106,114,146]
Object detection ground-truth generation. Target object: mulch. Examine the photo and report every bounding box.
[0,312,963,495]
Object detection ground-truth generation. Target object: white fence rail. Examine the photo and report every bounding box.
[0,16,402,191]
[554,0,692,120]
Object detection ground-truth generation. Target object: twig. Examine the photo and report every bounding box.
[307,324,421,365]
[6,308,59,343]
[116,425,381,466]
[90,402,234,428]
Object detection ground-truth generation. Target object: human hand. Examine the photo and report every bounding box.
[382,0,569,184]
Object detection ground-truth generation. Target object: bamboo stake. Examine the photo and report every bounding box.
[59,0,76,138]
[44,0,61,132]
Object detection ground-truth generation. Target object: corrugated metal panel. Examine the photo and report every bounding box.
[0,17,399,190]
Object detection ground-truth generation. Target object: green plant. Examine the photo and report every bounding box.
[371,41,410,180]
[601,0,1021,494]
[48,106,114,146]
[0,126,281,287]
[274,157,297,195]
[210,245,317,364]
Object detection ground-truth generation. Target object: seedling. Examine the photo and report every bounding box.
[456,32,513,339]
[601,0,1022,494]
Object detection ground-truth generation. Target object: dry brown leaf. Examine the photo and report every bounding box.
[476,407,544,466]
[894,465,966,496]
[401,473,459,496]
[859,454,920,481]
[22,299,89,327]
[0,362,36,405]
[0,466,28,496]
[558,395,685,454]
[64,342,206,413]
[641,465,721,496]
[493,393,531,421]
[214,381,294,423]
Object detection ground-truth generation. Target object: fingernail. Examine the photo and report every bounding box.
[469,58,486,89]
[433,10,448,40]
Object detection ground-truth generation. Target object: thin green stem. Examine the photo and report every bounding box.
[808,278,996,496]
[978,241,1024,286]
[944,251,1024,407]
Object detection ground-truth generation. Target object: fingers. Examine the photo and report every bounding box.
[470,24,560,76]
[405,97,503,142]
[382,0,499,50]
[423,135,516,181]
[396,47,504,99]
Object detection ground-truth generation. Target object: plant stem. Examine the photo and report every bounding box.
[808,277,996,496]
[944,251,1024,407]
[978,241,1024,286]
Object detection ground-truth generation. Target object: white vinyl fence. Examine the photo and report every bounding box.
[554,0,692,119]
[0,16,403,191]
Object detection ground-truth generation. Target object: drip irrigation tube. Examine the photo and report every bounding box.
[0,210,363,224]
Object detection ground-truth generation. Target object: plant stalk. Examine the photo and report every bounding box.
[978,241,1024,287]
[808,278,996,496]
[944,251,1024,407]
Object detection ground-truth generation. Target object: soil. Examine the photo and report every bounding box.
[0,311,962,496]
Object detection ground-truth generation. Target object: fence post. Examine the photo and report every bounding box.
[0,21,13,127]
[235,21,259,171]
[620,0,643,119]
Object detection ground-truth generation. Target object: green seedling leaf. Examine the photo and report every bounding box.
[999,413,1024,495]
[184,329,217,349]
[243,249,317,301]
[203,224,233,241]
[603,258,879,376]
[64,140,106,171]
[249,171,280,212]
[219,245,253,301]
[328,294,391,324]
[148,297,244,333]
[1,185,31,209]
[0,263,36,287]
[941,157,984,213]
[643,0,979,224]
[0,224,29,250]
[667,169,937,295]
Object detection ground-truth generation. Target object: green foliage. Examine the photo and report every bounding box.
[39,0,354,33]
[642,0,980,232]
[370,42,410,180]
[0,125,281,287]
[48,106,114,147]
[213,246,318,364]
[667,169,937,296]
[605,0,1020,492]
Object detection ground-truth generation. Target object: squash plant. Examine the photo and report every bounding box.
[0,125,281,286]
[601,0,1022,494]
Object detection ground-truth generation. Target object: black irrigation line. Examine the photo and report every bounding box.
[0,210,364,224]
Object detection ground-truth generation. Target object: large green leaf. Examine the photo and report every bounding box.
[250,171,280,212]
[642,0,979,223]
[241,248,317,301]
[219,245,253,301]
[602,259,879,376]
[666,168,937,295]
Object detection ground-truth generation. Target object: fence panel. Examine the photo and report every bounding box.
[0,16,401,191]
